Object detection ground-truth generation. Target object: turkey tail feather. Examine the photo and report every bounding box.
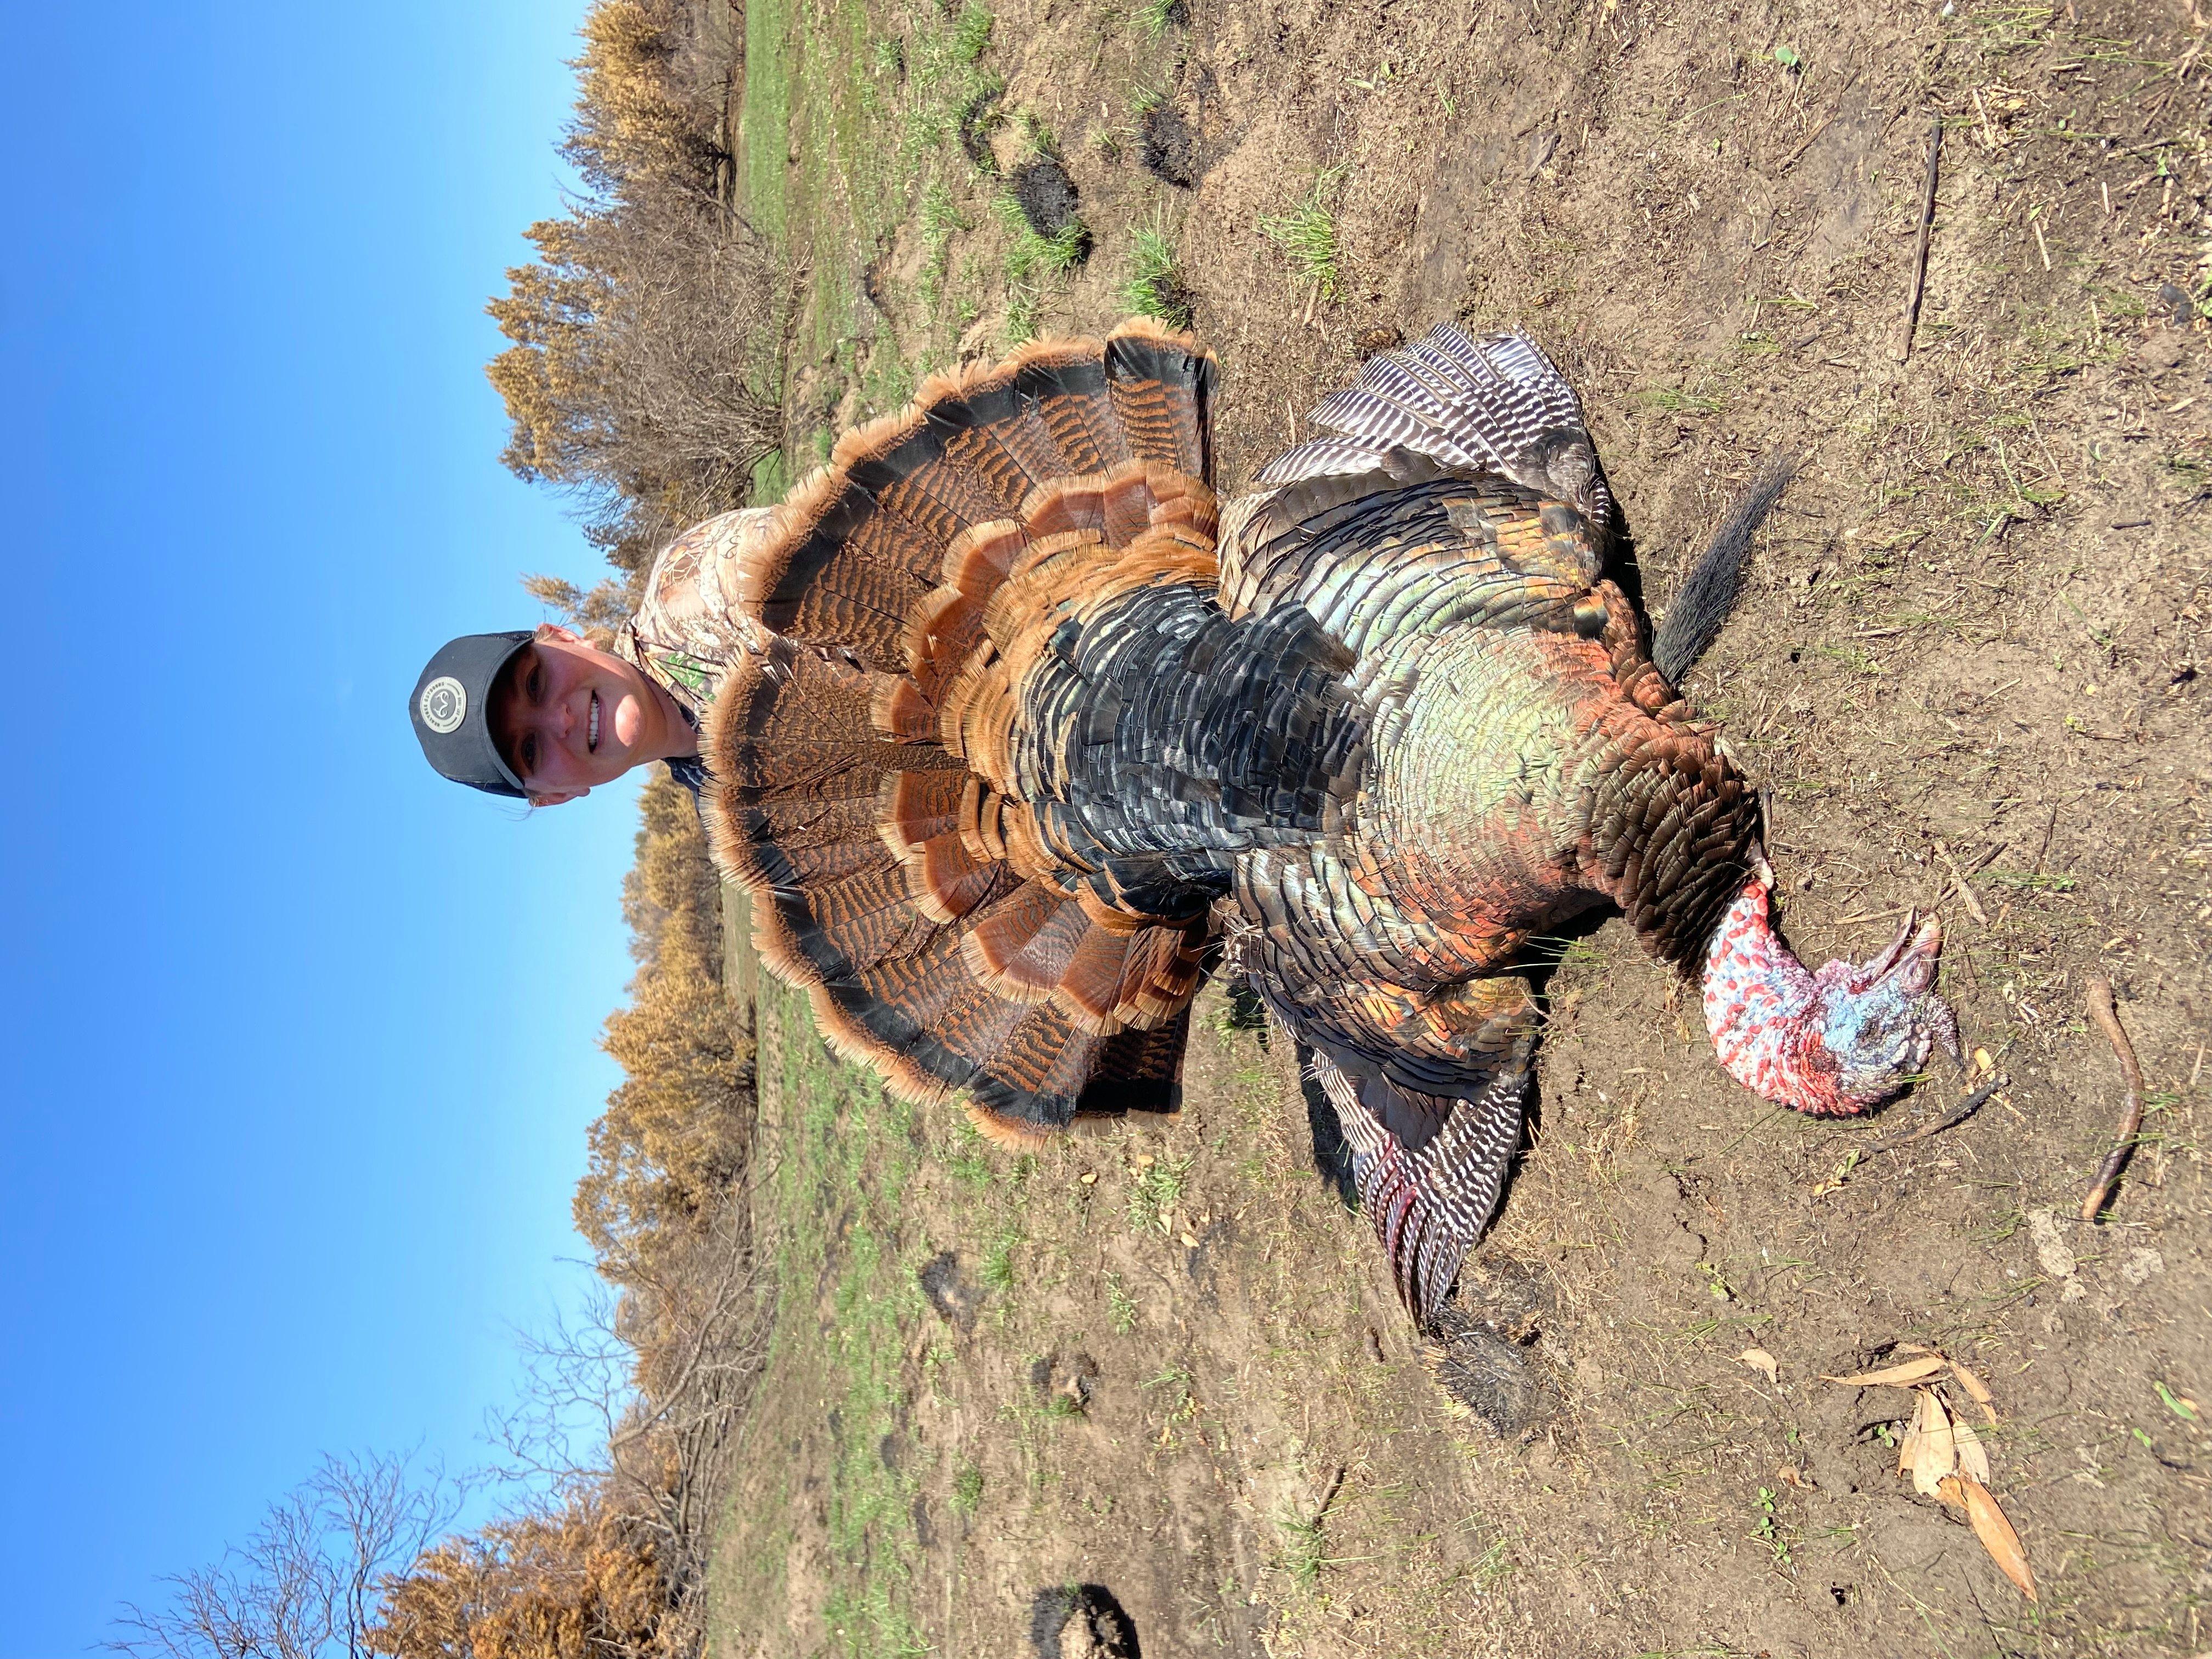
[702,321,1220,1138]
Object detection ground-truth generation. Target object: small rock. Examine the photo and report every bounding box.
[2157,281,2197,325]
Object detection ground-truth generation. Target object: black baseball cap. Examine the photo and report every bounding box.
[409,631,534,797]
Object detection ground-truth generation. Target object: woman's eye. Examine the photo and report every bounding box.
[520,735,537,772]
[528,663,545,702]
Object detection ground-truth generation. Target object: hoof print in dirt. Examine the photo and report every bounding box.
[919,1250,982,1331]
[1137,102,1202,188]
[1029,1350,1098,1414]
[957,81,1002,172]
[1009,156,1092,260]
[1028,1583,1140,1658]
[1423,1304,1551,1437]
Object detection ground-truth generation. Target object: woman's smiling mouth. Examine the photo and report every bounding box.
[588,691,601,752]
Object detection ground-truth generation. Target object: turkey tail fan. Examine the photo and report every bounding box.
[1254,323,1615,541]
[1650,453,1797,685]
[701,320,1220,1144]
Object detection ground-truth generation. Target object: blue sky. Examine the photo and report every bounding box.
[1,3,647,1651]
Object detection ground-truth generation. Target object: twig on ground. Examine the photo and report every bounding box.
[2080,978,2145,1221]
[1778,114,1837,172]
[1865,1074,2004,1155]
[1312,1463,1347,1520]
[1932,840,1993,926]
[1895,116,1942,361]
[1830,905,1916,926]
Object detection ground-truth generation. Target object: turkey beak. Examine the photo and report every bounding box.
[1898,911,1943,996]
[1858,910,1922,984]
[1863,910,1943,998]
[1875,910,1963,1070]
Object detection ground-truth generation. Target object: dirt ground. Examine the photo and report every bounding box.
[706,0,2211,1654]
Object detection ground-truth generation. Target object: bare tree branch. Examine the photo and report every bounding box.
[109,1454,467,1659]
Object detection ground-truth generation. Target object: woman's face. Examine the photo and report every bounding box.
[489,627,665,804]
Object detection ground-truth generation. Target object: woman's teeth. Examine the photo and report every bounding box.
[589,693,600,751]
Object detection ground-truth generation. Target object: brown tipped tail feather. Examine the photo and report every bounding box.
[699,320,1221,1146]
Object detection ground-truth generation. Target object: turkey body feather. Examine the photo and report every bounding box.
[701,320,1779,1328]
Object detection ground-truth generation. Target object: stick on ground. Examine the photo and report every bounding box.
[2080,977,2146,1221]
[1895,116,1942,361]
[1866,1074,2004,1155]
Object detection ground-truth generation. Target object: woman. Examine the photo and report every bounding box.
[408,506,773,808]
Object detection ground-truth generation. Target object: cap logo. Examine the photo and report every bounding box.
[420,676,468,734]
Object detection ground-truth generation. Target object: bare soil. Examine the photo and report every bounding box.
[708,1,2212,1654]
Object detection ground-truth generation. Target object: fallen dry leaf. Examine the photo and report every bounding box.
[1908,1389,1959,1497]
[1894,1342,1940,1357]
[1825,1355,1949,1387]
[1078,1171,1098,1186]
[1953,1412,1992,1485]
[1777,1464,1814,1490]
[1939,1474,2037,1601]
[1949,1358,1998,1421]
[1738,1347,1780,1384]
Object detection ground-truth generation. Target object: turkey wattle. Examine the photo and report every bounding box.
[697,318,1962,1330]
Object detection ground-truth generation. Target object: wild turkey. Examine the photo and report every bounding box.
[698,319,1960,1329]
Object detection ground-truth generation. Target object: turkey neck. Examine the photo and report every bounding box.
[1697,875,1846,1114]
[1572,682,1760,975]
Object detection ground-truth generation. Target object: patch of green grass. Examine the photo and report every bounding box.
[1643,385,1726,416]
[736,0,796,246]
[980,1232,1018,1291]
[1119,225,1193,328]
[921,182,969,239]
[1126,1154,1192,1234]
[1277,1508,1327,1589]
[741,980,935,1658]
[1980,870,2078,893]
[997,194,1090,281]
[1470,1534,1513,1592]
[1260,165,1348,300]
[917,182,970,311]
[1134,0,1184,38]
[1105,1273,1140,1334]
[951,1,994,65]
[950,1462,985,1515]
[1003,284,1042,345]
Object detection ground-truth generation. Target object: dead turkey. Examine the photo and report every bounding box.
[698,319,1960,1329]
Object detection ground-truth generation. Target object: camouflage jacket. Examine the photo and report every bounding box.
[615,506,777,800]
